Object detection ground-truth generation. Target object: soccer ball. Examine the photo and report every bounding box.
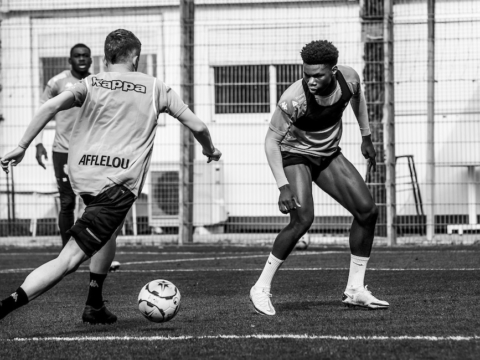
[138,279,181,323]
[295,234,310,250]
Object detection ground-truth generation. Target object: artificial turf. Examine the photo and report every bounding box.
[0,245,479,359]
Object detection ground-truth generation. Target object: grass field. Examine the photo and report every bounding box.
[0,244,479,359]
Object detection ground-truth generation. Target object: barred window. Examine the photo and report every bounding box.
[214,65,269,114]
[276,64,303,102]
[213,64,303,114]
[40,57,69,88]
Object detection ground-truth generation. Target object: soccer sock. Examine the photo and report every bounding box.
[86,273,107,308]
[346,254,369,291]
[0,287,29,320]
[254,253,284,290]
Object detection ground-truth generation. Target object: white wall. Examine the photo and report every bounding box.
[1,0,479,221]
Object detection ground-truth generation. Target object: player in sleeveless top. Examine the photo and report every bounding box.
[33,44,118,324]
[0,29,221,322]
[250,40,389,315]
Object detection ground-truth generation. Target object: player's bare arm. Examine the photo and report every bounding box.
[348,71,376,173]
[176,108,222,163]
[265,109,301,214]
[1,91,75,173]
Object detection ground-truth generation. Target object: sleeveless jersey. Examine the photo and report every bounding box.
[66,72,188,197]
[40,70,84,153]
[271,65,369,157]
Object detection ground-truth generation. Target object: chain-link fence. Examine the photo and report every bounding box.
[0,0,479,245]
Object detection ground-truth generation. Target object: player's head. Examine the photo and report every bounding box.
[69,43,92,76]
[300,40,339,95]
[104,29,142,71]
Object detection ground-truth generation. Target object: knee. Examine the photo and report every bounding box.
[290,211,314,233]
[356,204,379,226]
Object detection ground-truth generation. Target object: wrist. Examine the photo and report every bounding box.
[204,145,215,156]
[362,134,372,142]
[18,142,29,150]
[279,184,290,192]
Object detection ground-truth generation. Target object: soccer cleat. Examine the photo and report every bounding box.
[250,286,276,316]
[82,302,118,324]
[342,285,389,310]
[109,261,121,272]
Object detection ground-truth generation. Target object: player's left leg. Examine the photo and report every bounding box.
[82,225,122,324]
[0,238,90,320]
[314,153,389,309]
[52,151,76,247]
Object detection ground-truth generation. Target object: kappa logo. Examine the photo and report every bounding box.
[11,292,18,302]
[89,280,99,288]
[280,102,288,111]
[91,77,146,93]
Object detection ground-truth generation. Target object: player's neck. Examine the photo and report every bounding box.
[106,63,136,73]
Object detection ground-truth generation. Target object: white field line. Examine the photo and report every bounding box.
[0,250,478,257]
[5,334,480,342]
[121,254,266,265]
[1,267,479,274]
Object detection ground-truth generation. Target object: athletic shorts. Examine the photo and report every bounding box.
[281,148,341,180]
[67,185,136,257]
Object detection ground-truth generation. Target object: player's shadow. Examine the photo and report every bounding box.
[277,300,338,311]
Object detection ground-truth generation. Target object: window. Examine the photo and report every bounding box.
[213,64,303,114]
[214,65,269,114]
[40,57,69,88]
[276,64,303,102]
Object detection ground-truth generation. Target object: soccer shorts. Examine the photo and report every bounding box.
[281,148,341,180]
[67,185,136,257]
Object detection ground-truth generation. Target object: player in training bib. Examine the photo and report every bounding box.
[250,40,389,315]
[0,29,221,322]
[33,44,118,324]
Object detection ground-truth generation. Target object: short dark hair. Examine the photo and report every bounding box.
[300,40,339,67]
[70,43,91,57]
[104,29,142,65]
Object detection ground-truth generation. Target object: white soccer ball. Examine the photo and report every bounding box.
[138,279,181,323]
[295,234,310,250]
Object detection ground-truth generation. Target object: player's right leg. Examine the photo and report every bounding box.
[0,238,89,320]
[52,151,76,247]
[82,224,122,324]
[250,164,314,316]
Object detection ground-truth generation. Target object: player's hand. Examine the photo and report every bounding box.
[1,147,27,174]
[278,184,301,214]
[361,135,376,173]
[35,143,48,169]
[203,147,222,163]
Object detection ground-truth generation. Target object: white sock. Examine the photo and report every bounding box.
[346,254,369,291]
[255,253,284,290]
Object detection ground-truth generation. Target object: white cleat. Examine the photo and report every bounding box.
[250,286,276,316]
[342,285,389,310]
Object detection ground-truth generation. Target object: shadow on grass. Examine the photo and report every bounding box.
[277,300,339,311]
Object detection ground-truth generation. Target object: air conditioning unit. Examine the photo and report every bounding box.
[148,161,227,228]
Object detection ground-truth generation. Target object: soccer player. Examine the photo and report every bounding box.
[36,43,92,248]
[249,40,389,315]
[0,29,221,322]
[34,43,121,324]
